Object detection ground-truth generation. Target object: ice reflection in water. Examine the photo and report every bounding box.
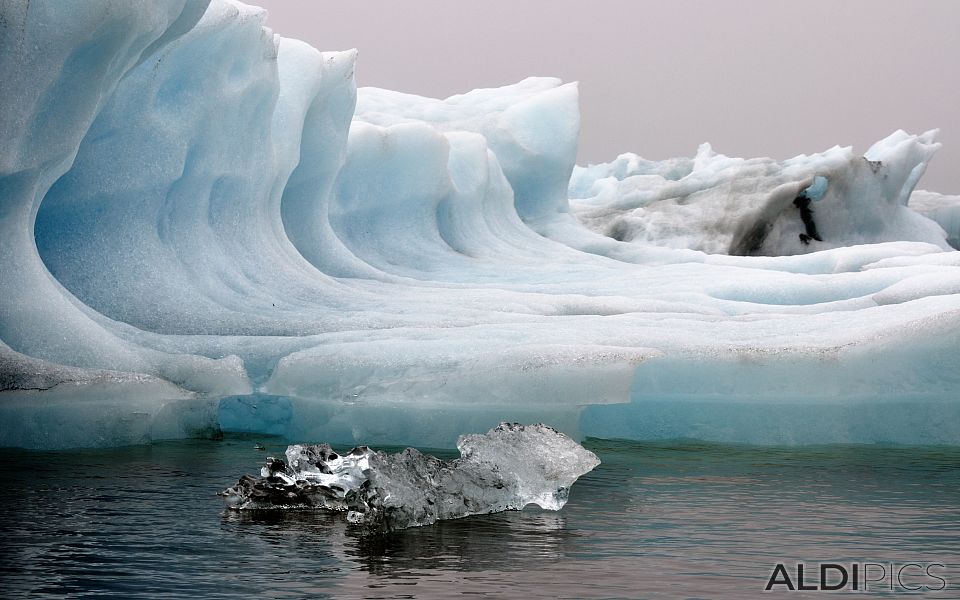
[2,436,958,598]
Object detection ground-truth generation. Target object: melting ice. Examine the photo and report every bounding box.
[221,423,600,531]
[2,0,960,449]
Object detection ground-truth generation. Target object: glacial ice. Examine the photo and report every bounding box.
[569,131,949,256]
[2,0,960,449]
[910,190,960,250]
[221,423,600,531]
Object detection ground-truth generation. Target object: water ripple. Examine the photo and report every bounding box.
[1,438,958,598]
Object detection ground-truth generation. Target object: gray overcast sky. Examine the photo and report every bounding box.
[253,1,959,193]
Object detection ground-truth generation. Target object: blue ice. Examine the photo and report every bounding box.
[1,0,958,449]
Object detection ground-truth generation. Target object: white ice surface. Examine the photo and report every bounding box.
[1,0,959,448]
[910,190,960,250]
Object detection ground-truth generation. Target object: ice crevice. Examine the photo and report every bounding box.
[1,0,959,449]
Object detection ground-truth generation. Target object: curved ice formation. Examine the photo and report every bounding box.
[2,0,960,449]
[221,423,600,531]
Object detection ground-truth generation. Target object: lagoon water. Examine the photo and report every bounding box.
[2,436,958,599]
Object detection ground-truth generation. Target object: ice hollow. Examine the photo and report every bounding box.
[220,423,600,531]
[2,0,960,449]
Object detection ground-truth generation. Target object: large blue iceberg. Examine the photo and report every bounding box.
[2,0,959,449]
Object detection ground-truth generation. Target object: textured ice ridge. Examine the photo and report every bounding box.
[220,423,600,531]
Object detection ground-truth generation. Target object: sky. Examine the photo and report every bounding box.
[253,0,960,193]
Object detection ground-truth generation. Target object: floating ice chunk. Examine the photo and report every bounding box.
[220,423,600,531]
[453,421,599,511]
[284,443,371,487]
[221,443,373,511]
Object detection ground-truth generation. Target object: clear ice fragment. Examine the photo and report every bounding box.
[220,423,600,531]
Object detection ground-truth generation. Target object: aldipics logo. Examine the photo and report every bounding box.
[764,562,948,592]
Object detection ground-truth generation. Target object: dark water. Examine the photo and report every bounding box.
[1,437,958,599]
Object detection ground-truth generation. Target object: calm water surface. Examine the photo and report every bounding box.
[1,436,958,599]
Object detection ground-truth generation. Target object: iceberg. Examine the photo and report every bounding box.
[220,423,600,531]
[909,190,960,250]
[2,0,959,449]
[568,131,949,256]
